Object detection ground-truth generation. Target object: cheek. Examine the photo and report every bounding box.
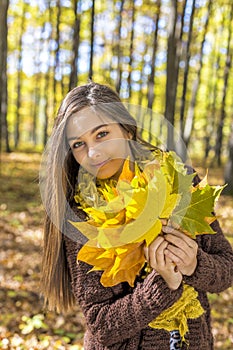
[72,150,85,165]
[108,139,129,157]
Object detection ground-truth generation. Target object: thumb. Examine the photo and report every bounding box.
[143,246,149,261]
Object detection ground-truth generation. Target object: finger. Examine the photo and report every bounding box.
[162,226,184,240]
[165,244,197,275]
[163,229,197,250]
[148,236,171,269]
[165,255,179,273]
[154,240,168,268]
[164,245,186,264]
[148,238,166,268]
[166,239,197,266]
[162,225,181,235]
[160,218,168,226]
[149,235,165,251]
[144,246,149,261]
[167,220,180,230]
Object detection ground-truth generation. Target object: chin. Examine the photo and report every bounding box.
[96,172,116,180]
[95,168,120,180]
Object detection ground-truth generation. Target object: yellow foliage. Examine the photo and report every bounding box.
[70,152,224,340]
[78,241,145,287]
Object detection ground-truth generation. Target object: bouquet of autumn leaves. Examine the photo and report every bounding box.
[71,150,223,340]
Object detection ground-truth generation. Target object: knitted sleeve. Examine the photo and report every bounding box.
[183,219,233,292]
[64,217,183,347]
[183,167,233,292]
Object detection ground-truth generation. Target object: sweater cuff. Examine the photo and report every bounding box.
[183,248,215,288]
[135,270,183,326]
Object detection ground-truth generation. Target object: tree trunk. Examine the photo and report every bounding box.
[177,0,196,160]
[53,0,61,112]
[147,0,161,111]
[224,122,233,195]
[215,3,233,166]
[182,0,212,160]
[204,20,217,160]
[147,0,161,144]
[115,0,125,94]
[0,0,10,153]
[15,1,27,149]
[89,0,95,80]
[164,0,179,151]
[32,75,40,145]
[208,31,222,163]
[127,0,136,99]
[69,0,81,90]
[43,1,53,147]
[32,22,46,146]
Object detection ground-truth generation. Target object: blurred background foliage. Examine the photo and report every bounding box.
[0,0,233,185]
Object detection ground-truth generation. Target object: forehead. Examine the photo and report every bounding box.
[66,108,115,138]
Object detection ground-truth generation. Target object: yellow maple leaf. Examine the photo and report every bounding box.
[74,153,223,288]
[69,220,98,240]
[77,241,145,287]
[118,157,135,182]
[160,182,181,219]
[77,241,114,269]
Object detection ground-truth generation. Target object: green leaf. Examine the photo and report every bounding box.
[171,184,223,237]
[160,151,195,194]
[158,151,194,219]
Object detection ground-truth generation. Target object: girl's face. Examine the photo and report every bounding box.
[66,108,132,180]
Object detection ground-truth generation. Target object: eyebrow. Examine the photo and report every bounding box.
[67,124,108,142]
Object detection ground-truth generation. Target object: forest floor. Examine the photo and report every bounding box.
[0,152,233,350]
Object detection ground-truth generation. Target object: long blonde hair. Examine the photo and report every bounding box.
[40,82,156,312]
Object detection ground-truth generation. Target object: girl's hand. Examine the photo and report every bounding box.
[162,225,198,276]
[144,236,182,290]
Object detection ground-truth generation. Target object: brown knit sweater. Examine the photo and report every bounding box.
[64,205,233,350]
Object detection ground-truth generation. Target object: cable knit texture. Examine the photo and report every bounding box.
[63,202,233,350]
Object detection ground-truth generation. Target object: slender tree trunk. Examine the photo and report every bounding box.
[32,21,46,146]
[138,41,149,135]
[32,74,40,145]
[43,75,49,148]
[208,37,222,163]
[215,3,233,166]
[147,0,161,111]
[89,0,95,80]
[15,2,27,149]
[179,0,196,145]
[224,121,233,195]
[0,0,10,153]
[127,0,136,99]
[69,0,81,90]
[183,0,212,157]
[169,0,188,159]
[53,0,61,112]
[204,20,216,160]
[164,0,179,151]
[43,1,53,147]
[115,0,125,93]
[147,0,161,143]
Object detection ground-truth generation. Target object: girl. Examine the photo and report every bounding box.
[40,82,233,349]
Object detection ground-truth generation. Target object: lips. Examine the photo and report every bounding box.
[91,159,110,168]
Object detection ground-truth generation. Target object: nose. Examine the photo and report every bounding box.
[87,146,101,159]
